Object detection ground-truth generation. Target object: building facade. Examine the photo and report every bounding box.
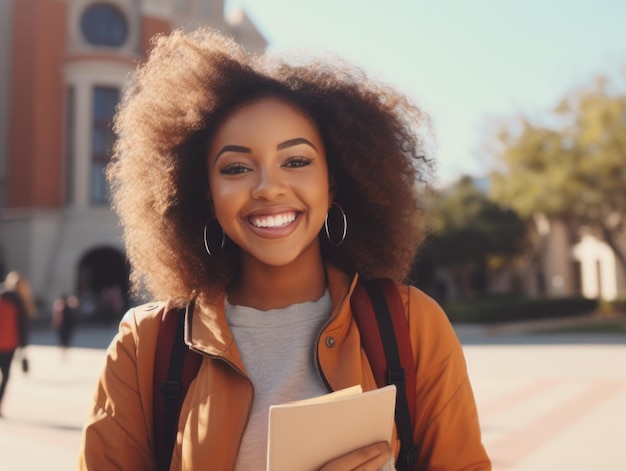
[490,217,626,302]
[0,0,266,317]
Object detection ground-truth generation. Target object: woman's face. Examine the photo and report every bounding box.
[207,97,331,269]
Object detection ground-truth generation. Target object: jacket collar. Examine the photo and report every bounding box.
[184,264,358,369]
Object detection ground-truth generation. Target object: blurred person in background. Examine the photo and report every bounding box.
[0,272,31,417]
[4,271,37,321]
[52,294,79,360]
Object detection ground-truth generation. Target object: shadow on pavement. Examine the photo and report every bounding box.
[28,324,119,350]
[454,315,626,346]
[457,331,626,346]
[1,416,84,433]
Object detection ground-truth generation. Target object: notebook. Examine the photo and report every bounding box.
[266,384,396,471]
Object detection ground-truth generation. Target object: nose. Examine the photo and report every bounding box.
[251,166,287,200]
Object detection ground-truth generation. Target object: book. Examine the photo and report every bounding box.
[266,384,397,471]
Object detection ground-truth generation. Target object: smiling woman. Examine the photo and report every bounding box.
[77,28,491,471]
[207,98,331,296]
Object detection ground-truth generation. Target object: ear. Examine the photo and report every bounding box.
[206,189,216,217]
[328,176,336,208]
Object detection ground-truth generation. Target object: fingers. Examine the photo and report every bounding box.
[318,441,393,471]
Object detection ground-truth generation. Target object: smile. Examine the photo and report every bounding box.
[249,211,297,229]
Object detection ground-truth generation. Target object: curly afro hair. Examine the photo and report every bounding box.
[107,28,436,305]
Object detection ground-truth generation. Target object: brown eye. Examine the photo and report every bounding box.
[220,163,250,175]
[283,157,312,168]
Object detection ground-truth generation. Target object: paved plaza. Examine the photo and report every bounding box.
[460,333,626,471]
[0,323,624,470]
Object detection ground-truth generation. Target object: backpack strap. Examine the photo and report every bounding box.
[153,304,203,471]
[351,278,419,471]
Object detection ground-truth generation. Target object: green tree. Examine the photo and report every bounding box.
[421,176,527,298]
[491,73,626,277]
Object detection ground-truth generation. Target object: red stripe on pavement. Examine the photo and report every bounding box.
[479,379,559,418]
[486,381,625,469]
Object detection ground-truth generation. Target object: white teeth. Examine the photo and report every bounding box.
[250,212,296,228]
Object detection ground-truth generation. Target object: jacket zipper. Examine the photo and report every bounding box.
[313,322,332,393]
[191,349,254,471]
[312,287,353,393]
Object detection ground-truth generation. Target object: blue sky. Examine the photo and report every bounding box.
[226,0,626,184]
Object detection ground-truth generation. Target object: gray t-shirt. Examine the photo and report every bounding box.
[225,290,331,470]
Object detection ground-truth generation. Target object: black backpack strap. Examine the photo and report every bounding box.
[153,304,202,471]
[353,279,419,471]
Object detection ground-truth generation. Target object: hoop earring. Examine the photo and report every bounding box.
[203,219,225,257]
[324,202,347,247]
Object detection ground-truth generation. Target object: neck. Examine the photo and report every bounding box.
[228,248,327,311]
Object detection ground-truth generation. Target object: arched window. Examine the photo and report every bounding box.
[81,3,128,47]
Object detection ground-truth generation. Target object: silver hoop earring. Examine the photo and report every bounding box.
[203,219,225,257]
[324,202,347,247]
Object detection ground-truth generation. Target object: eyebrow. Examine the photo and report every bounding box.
[215,145,251,159]
[215,137,318,161]
[277,137,317,151]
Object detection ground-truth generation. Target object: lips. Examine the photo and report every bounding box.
[248,211,298,229]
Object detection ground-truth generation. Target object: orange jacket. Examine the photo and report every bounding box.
[78,266,490,470]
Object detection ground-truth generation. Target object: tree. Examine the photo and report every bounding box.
[418,176,527,298]
[490,73,626,278]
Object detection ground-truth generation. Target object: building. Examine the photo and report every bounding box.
[0,0,266,317]
[524,216,626,301]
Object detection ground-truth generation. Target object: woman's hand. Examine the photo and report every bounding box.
[318,441,393,471]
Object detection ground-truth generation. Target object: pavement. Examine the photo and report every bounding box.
[462,337,626,470]
[0,318,624,470]
[0,324,119,471]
